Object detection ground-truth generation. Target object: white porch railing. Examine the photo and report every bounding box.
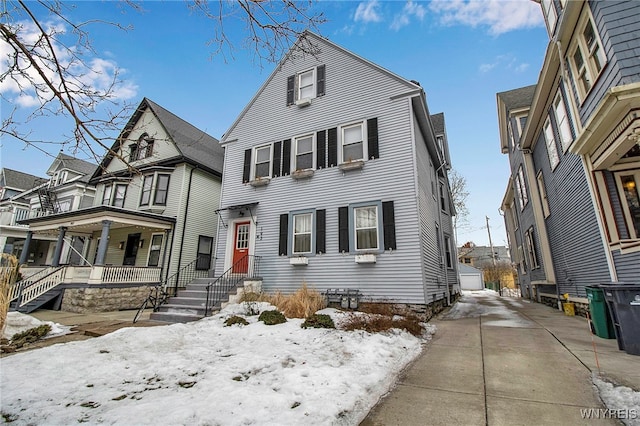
[9,266,57,302]
[101,266,161,284]
[18,267,66,308]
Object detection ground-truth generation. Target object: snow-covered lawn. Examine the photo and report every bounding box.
[1,304,429,425]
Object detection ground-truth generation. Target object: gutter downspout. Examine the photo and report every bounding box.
[175,165,197,296]
[436,162,451,306]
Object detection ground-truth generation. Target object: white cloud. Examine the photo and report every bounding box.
[429,0,544,35]
[478,55,531,74]
[0,18,138,109]
[391,1,427,31]
[354,1,383,23]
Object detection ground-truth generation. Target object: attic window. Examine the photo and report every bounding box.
[287,65,325,106]
[130,134,155,161]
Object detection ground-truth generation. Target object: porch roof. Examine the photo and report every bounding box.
[18,205,175,236]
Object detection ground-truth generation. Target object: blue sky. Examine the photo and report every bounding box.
[1,0,549,248]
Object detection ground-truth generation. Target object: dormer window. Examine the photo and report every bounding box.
[287,65,325,106]
[129,134,154,162]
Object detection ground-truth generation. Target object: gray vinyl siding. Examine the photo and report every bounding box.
[576,1,640,123]
[612,250,640,284]
[216,38,450,304]
[414,114,451,302]
[533,132,609,297]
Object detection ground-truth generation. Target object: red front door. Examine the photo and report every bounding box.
[233,221,250,273]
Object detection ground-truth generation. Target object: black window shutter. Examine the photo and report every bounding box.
[317,130,326,169]
[287,75,295,106]
[282,139,291,176]
[328,127,338,167]
[273,141,282,178]
[367,118,379,159]
[316,65,325,97]
[279,214,289,256]
[242,149,252,183]
[338,206,349,253]
[316,209,326,254]
[382,201,396,250]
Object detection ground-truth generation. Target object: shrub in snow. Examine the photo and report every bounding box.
[11,324,52,348]
[224,316,249,327]
[301,314,335,329]
[258,310,287,325]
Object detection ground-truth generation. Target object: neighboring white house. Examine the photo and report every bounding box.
[213,32,458,315]
[14,98,224,314]
[458,263,484,291]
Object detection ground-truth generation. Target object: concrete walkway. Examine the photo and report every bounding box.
[362,291,640,426]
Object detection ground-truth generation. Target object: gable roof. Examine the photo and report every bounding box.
[1,168,43,192]
[93,98,224,180]
[497,85,536,113]
[47,152,98,183]
[222,31,421,142]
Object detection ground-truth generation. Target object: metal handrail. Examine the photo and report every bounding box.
[162,258,211,297]
[204,254,261,316]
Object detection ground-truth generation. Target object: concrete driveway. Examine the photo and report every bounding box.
[362,291,638,426]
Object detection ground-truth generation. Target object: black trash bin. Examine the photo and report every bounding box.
[602,284,640,356]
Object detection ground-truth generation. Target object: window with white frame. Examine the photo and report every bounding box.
[292,212,313,254]
[525,227,539,269]
[537,171,551,218]
[154,174,169,205]
[439,181,448,213]
[254,145,272,179]
[130,134,154,162]
[354,205,379,251]
[140,175,153,206]
[297,68,315,101]
[616,171,640,239]
[569,13,607,101]
[294,134,314,171]
[508,121,515,151]
[102,184,112,205]
[541,0,557,36]
[340,121,366,163]
[543,116,560,170]
[517,114,528,139]
[113,184,127,207]
[554,91,573,151]
[516,166,529,210]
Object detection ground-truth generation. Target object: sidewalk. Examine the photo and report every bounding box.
[362,292,639,426]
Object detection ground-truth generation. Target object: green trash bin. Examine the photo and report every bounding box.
[585,286,615,339]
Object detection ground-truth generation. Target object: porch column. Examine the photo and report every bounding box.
[52,226,67,267]
[19,231,33,264]
[94,220,112,266]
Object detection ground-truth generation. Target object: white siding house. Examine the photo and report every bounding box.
[214,33,458,312]
[14,98,224,313]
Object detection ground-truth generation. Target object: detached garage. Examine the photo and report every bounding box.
[458,264,484,291]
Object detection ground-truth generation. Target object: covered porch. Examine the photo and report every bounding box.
[13,206,176,313]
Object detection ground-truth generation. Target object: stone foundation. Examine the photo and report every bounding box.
[540,295,589,318]
[328,295,453,322]
[61,286,149,313]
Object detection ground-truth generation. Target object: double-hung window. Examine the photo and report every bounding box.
[541,0,557,36]
[147,233,164,267]
[525,228,539,269]
[287,65,325,106]
[439,181,448,213]
[537,172,551,218]
[130,134,154,162]
[294,134,314,171]
[616,171,640,239]
[354,205,379,251]
[254,145,272,179]
[543,116,560,170]
[515,166,529,210]
[102,183,127,207]
[279,209,323,257]
[444,235,453,269]
[553,91,573,151]
[292,212,313,254]
[569,14,606,101]
[139,173,170,207]
[340,121,365,163]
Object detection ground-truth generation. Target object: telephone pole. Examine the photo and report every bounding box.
[486,216,496,267]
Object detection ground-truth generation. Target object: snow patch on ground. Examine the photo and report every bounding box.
[1,304,428,425]
[2,311,72,340]
[442,290,534,328]
[593,375,640,426]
